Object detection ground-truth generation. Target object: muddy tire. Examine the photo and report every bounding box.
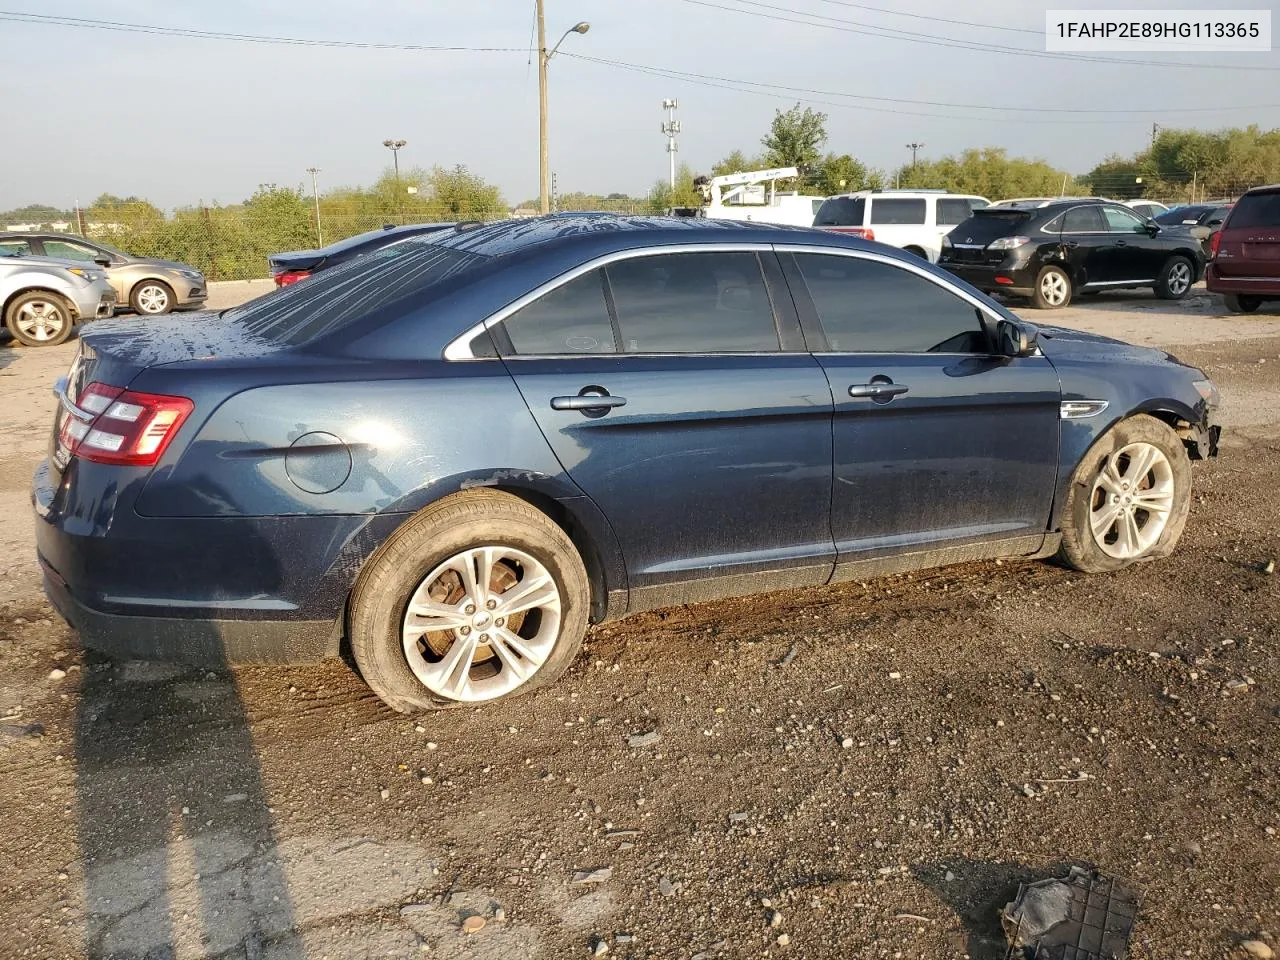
[1057,414,1192,574]
[4,291,74,347]
[1223,293,1261,314]
[1154,255,1194,300]
[348,490,590,713]
[1032,265,1072,309]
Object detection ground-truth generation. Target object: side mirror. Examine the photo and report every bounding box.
[93,255,112,267]
[1145,221,1160,237]
[998,318,1039,358]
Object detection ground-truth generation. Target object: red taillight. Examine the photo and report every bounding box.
[994,276,1015,285]
[1209,231,1222,259]
[827,226,875,241]
[275,270,311,287]
[58,382,193,466]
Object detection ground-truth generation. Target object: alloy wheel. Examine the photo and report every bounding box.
[1040,271,1069,307]
[15,300,67,342]
[136,284,170,313]
[1088,441,1175,559]
[401,545,562,702]
[1167,261,1192,296]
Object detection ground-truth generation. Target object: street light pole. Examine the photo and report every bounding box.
[382,139,406,216]
[906,141,924,169]
[306,167,323,246]
[537,6,590,215]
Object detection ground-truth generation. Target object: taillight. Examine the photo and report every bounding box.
[275,270,311,287]
[827,226,875,240]
[58,382,193,466]
[1209,231,1222,258]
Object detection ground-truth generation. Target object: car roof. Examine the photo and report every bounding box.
[824,190,983,200]
[1240,183,1280,196]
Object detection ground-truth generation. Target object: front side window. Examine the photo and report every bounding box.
[606,252,780,354]
[869,198,927,225]
[1061,206,1106,233]
[795,253,988,354]
[42,239,98,261]
[1102,206,1147,233]
[502,270,615,355]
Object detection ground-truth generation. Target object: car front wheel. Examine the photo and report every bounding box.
[131,280,174,315]
[1223,293,1261,314]
[1155,256,1194,300]
[1057,414,1191,573]
[5,291,74,347]
[1033,265,1072,309]
[349,490,590,712]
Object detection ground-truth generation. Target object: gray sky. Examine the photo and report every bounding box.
[2,0,1278,211]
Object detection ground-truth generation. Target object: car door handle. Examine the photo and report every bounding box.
[550,393,627,411]
[849,382,909,399]
[1063,240,1079,249]
[1115,239,1127,246]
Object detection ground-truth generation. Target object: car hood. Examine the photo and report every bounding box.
[1035,324,1188,368]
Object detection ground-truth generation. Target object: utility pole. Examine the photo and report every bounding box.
[383,139,406,217]
[306,167,323,246]
[537,0,549,214]
[1151,122,1159,149]
[662,99,681,190]
[906,142,924,169]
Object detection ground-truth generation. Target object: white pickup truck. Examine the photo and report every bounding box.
[695,167,826,228]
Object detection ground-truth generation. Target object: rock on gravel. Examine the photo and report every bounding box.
[627,731,661,748]
[1241,941,1275,959]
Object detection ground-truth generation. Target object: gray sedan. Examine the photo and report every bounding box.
[0,233,206,315]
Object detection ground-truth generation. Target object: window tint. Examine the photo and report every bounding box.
[936,198,975,226]
[1227,191,1280,229]
[869,198,926,225]
[502,270,615,355]
[814,197,865,227]
[796,254,988,354]
[1061,206,1105,233]
[43,239,98,261]
[0,238,33,256]
[1102,206,1147,233]
[606,252,780,354]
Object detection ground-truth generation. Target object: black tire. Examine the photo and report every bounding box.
[130,279,175,315]
[4,291,74,347]
[1223,293,1261,314]
[1057,414,1192,574]
[1154,255,1194,300]
[1032,265,1072,309]
[349,490,590,713]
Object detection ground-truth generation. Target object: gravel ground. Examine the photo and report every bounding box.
[0,288,1277,960]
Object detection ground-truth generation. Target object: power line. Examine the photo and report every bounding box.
[808,0,1040,35]
[0,10,526,52]
[677,0,1280,72]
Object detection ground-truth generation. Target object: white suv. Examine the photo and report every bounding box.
[814,190,990,262]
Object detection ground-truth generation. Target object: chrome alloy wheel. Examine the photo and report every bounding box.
[401,546,562,702]
[1167,261,1192,296]
[15,299,68,342]
[1040,270,1069,307]
[1089,442,1175,559]
[135,284,170,313]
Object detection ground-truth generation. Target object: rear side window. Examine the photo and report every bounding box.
[814,197,865,227]
[0,239,33,256]
[503,270,615,355]
[607,252,780,354]
[869,198,926,225]
[1061,206,1106,233]
[936,198,975,226]
[1227,192,1280,229]
[225,242,485,344]
[795,253,988,354]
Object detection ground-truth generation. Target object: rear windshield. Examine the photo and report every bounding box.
[949,210,1031,243]
[1227,191,1280,230]
[225,239,485,344]
[1155,205,1210,225]
[814,197,865,227]
[869,198,926,225]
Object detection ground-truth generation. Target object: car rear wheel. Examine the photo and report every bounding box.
[1223,293,1261,314]
[1033,265,1072,309]
[4,291,74,347]
[131,280,174,315]
[1155,256,1194,300]
[1057,414,1191,573]
[349,490,590,713]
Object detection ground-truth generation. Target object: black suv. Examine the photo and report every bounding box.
[938,200,1206,309]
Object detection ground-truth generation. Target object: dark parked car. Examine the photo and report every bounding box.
[268,222,456,286]
[938,199,1206,309]
[34,216,1220,713]
[1205,184,1280,313]
[1155,202,1233,256]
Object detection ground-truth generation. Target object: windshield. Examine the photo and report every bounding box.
[949,209,1032,243]
[225,238,487,344]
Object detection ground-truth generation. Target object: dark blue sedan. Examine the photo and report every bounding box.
[33,215,1221,711]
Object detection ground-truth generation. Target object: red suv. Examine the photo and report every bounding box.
[1207,184,1280,313]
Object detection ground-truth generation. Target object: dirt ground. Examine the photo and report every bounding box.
[0,288,1277,960]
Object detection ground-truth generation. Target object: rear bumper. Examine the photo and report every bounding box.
[1205,263,1280,297]
[938,261,1035,297]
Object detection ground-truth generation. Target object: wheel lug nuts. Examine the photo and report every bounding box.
[465,604,476,615]
[486,599,498,610]
[460,626,470,635]
[480,634,490,642]
[496,618,505,627]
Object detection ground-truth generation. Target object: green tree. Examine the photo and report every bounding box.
[711,150,765,177]
[645,164,703,214]
[0,203,72,225]
[892,147,1071,200]
[761,104,828,173]
[813,153,883,194]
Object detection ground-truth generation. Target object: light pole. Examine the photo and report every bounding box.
[662,99,680,190]
[906,141,924,169]
[383,139,406,215]
[537,4,589,215]
[306,166,323,246]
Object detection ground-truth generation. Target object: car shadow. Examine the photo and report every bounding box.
[73,522,303,958]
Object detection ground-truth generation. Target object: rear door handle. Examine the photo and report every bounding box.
[550,393,627,411]
[1115,239,1127,246]
[849,382,909,399]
